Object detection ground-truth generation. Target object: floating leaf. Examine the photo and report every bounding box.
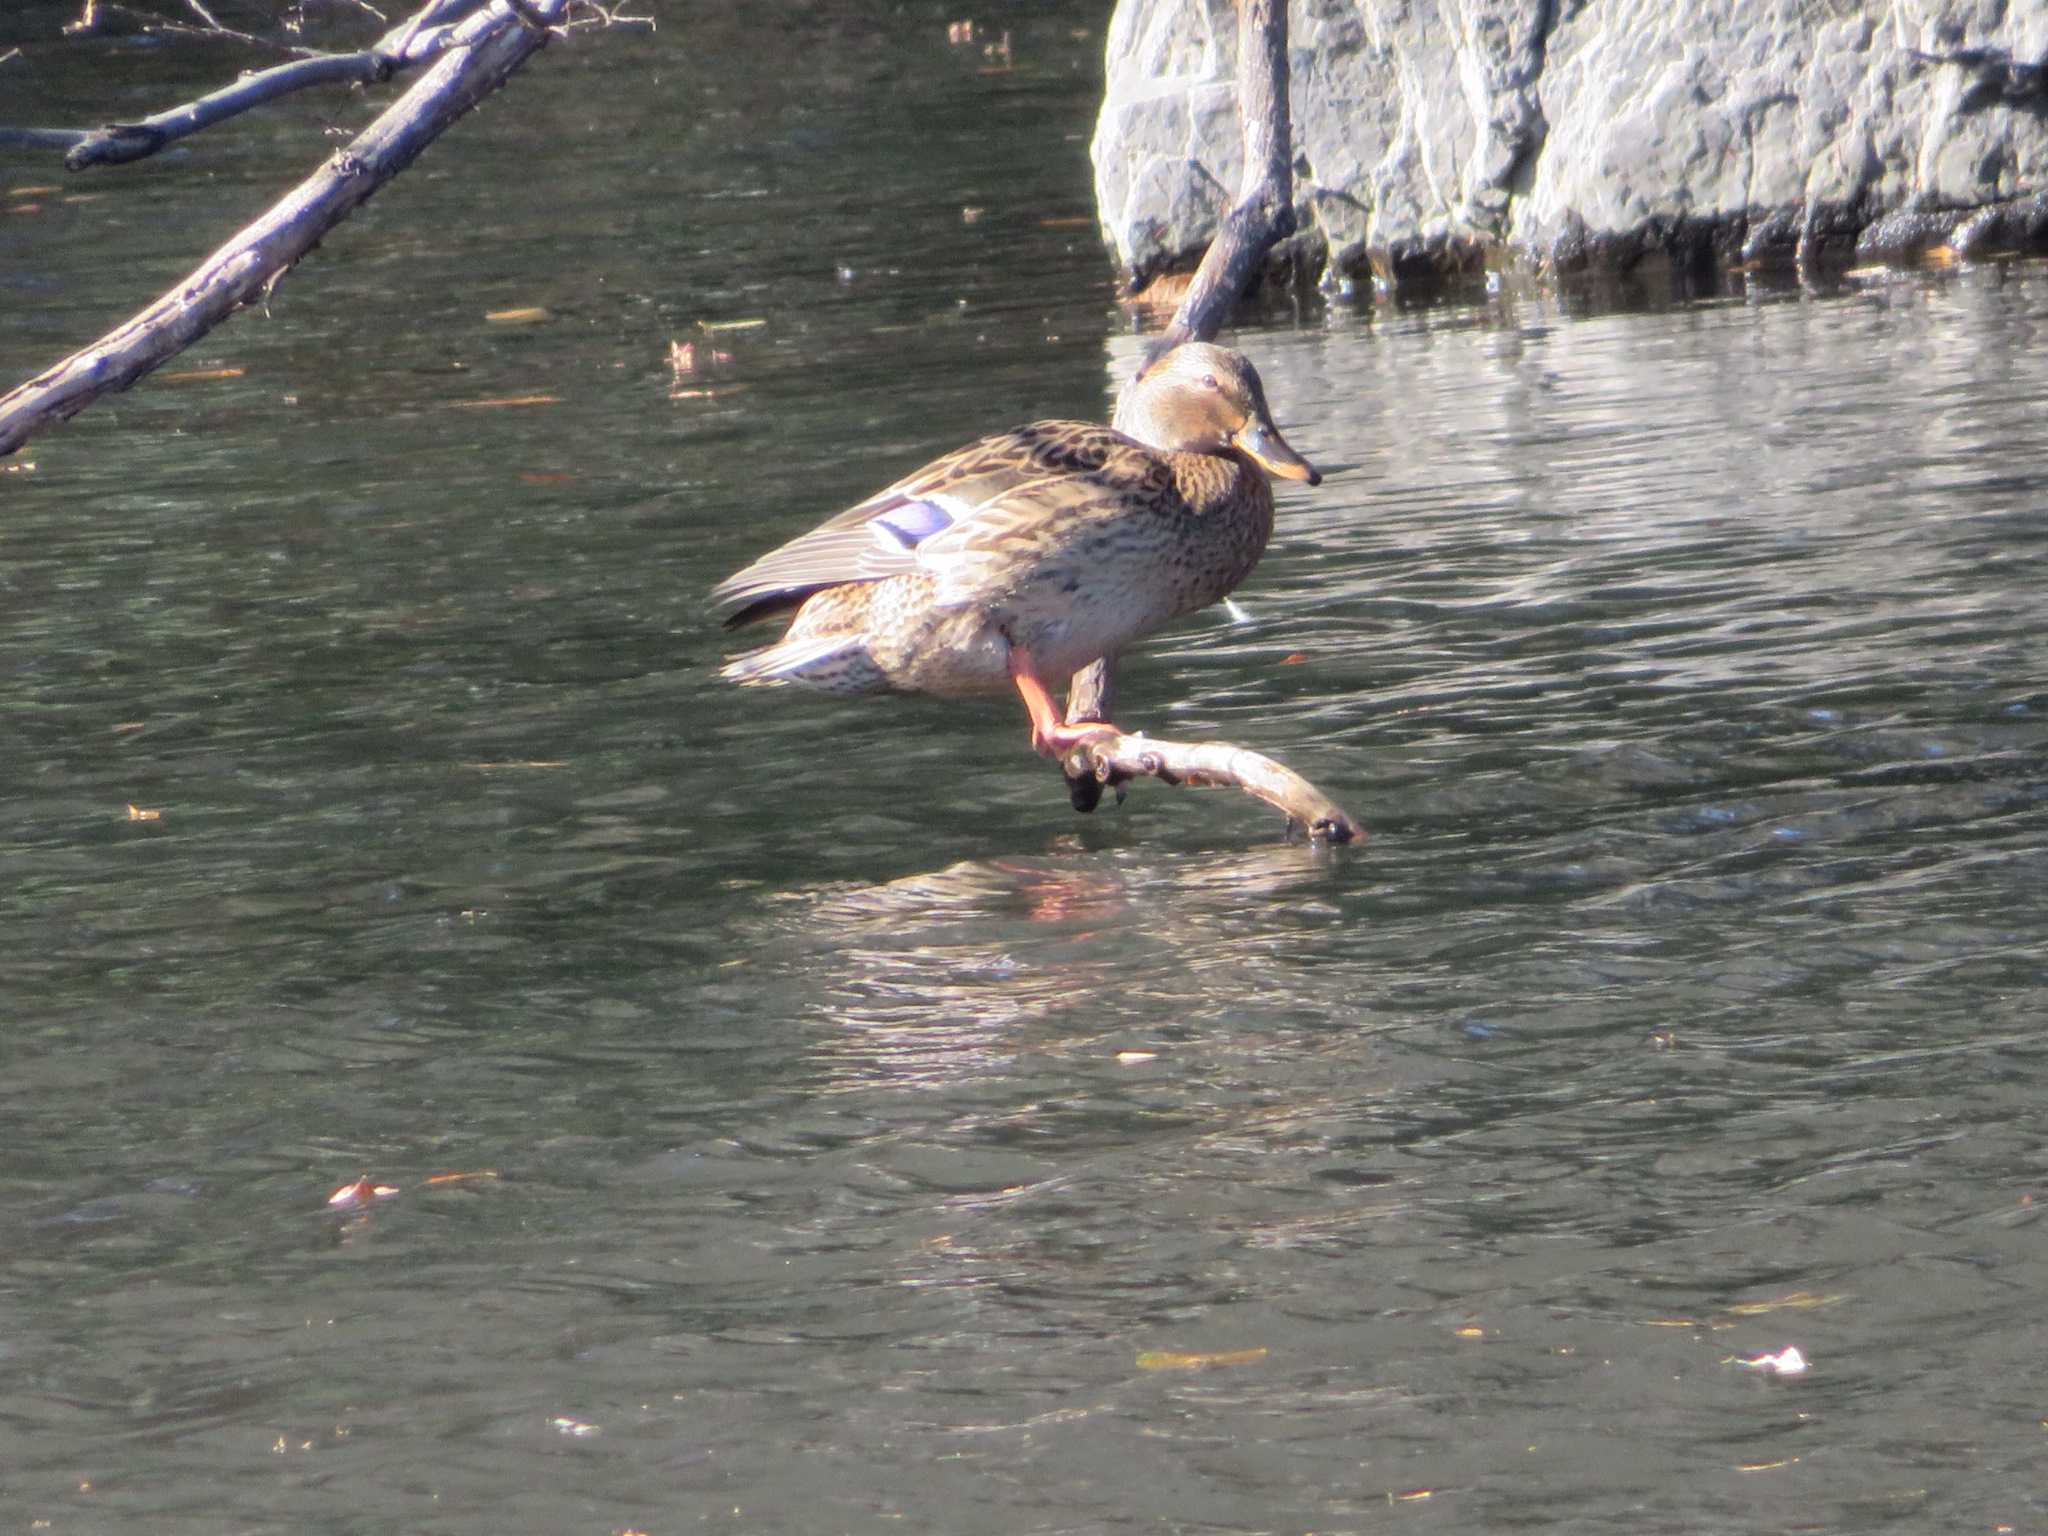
[1726,1292,1842,1316]
[423,1170,500,1189]
[445,394,560,410]
[485,306,553,326]
[1136,1347,1267,1371]
[326,1177,399,1209]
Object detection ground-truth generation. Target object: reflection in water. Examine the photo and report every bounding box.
[764,845,1352,1094]
[7,10,2048,1527]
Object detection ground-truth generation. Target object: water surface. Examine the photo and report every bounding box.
[4,7,2047,1533]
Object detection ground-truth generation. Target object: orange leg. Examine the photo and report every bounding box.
[1008,645,1119,757]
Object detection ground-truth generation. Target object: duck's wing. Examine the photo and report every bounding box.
[712,420,1150,628]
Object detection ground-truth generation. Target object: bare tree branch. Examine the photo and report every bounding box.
[3,0,497,168]
[61,0,315,54]
[0,0,582,457]
[1146,0,1298,359]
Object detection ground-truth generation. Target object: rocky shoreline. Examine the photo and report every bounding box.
[1092,0,2048,296]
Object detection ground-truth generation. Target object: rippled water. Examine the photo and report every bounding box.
[6,6,2048,1532]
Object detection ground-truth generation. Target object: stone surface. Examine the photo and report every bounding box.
[1091,0,2048,289]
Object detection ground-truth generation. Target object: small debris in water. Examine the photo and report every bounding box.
[445,394,560,411]
[1726,1291,1842,1316]
[326,1170,497,1209]
[1135,1347,1267,1371]
[326,1177,398,1209]
[1732,1346,1808,1376]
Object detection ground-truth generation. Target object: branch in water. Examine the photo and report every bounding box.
[1060,729,1364,845]
[1058,2,1345,844]
[1145,0,1298,359]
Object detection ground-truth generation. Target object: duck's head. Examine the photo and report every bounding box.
[1112,342,1321,486]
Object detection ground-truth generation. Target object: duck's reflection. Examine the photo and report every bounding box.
[754,841,1349,1092]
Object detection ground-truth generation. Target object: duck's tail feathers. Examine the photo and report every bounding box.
[719,633,887,694]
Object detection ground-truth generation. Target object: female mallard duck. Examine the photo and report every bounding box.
[713,342,1320,756]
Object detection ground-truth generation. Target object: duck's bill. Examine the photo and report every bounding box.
[1234,421,1322,485]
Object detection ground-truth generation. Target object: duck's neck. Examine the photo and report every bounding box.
[1164,449,1276,597]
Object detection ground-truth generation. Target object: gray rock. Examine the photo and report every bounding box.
[1091,0,2048,291]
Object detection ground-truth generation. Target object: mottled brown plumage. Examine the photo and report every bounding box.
[712,342,1319,755]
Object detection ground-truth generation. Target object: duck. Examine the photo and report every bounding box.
[711,341,1321,757]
